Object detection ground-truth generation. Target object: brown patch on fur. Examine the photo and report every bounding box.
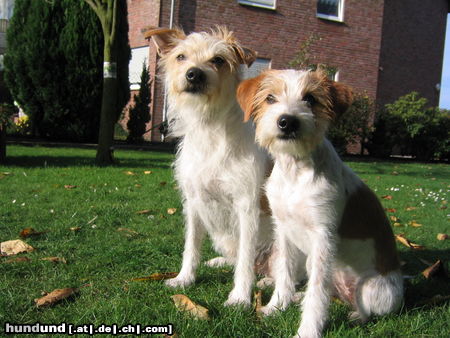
[338,183,400,275]
[144,27,186,55]
[237,73,266,122]
[329,81,353,116]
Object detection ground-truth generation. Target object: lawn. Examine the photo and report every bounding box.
[0,145,449,337]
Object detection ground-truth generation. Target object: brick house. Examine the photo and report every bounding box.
[126,0,449,142]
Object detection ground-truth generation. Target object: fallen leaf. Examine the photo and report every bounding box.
[167,208,177,215]
[136,209,151,215]
[254,290,263,317]
[395,234,425,250]
[70,226,81,232]
[41,257,67,264]
[408,220,422,227]
[117,227,140,237]
[35,288,78,307]
[382,195,393,200]
[391,171,399,176]
[171,294,209,320]
[0,240,35,256]
[135,184,142,188]
[124,171,135,176]
[19,227,45,238]
[422,260,447,279]
[2,256,31,264]
[160,181,167,187]
[131,272,178,282]
[390,216,400,222]
[440,205,448,210]
[64,185,77,189]
[386,208,397,213]
[393,222,402,227]
[437,233,448,241]
[144,171,152,175]
[406,206,417,211]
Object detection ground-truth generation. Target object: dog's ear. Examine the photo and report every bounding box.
[144,27,186,55]
[233,45,257,67]
[237,74,264,122]
[329,81,353,116]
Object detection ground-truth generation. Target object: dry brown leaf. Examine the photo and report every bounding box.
[131,272,178,282]
[117,227,140,236]
[19,227,45,238]
[136,209,151,215]
[124,171,135,176]
[437,233,448,241]
[422,260,447,279]
[254,290,263,317]
[41,257,67,264]
[393,222,402,227]
[144,171,152,175]
[35,287,78,307]
[0,239,35,256]
[385,208,397,213]
[171,294,209,320]
[390,216,400,222]
[395,234,425,250]
[70,226,81,232]
[64,185,77,189]
[2,256,31,264]
[167,208,177,215]
[409,220,422,227]
[160,181,167,187]
[405,206,417,211]
[382,195,393,200]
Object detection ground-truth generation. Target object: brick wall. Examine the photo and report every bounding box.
[377,0,448,107]
[130,0,447,141]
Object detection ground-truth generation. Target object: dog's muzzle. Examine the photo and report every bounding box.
[277,114,299,140]
[185,67,206,93]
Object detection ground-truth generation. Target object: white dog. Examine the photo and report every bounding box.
[237,69,403,337]
[146,27,273,306]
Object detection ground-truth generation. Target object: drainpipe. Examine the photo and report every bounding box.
[161,0,175,141]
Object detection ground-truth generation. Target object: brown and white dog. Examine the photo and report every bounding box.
[237,69,403,337]
[145,27,273,306]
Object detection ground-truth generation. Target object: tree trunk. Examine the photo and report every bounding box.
[0,123,6,164]
[95,38,118,165]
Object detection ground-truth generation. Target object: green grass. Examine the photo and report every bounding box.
[0,145,449,337]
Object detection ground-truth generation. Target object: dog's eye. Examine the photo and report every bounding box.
[211,56,225,67]
[176,54,186,61]
[302,94,316,106]
[266,94,277,104]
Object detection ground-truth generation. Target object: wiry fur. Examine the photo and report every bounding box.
[237,69,403,337]
[147,27,273,306]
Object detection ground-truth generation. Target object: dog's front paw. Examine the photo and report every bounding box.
[348,311,368,325]
[164,275,194,288]
[204,256,230,268]
[224,290,251,307]
[258,304,279,316]
[296,323,321,338]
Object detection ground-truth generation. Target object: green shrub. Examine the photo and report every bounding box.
[327,93,374,155]
[4,0,103,141]
[127,62,151,143]
[368,92,449,160]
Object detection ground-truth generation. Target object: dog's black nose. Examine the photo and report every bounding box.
[277,114,299,135]
[186,67,206,84]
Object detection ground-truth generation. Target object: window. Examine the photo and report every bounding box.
[129,47,149,90]
[240,58,271,80]
[317,0,344,22]
[238,0,276,10]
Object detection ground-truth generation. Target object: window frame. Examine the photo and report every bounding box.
[238,0,276,10]
[316,0,345,23]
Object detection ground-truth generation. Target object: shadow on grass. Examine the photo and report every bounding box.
[400,249,450,310]
[3,154,173,169]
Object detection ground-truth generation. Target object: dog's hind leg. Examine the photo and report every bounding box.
[166,205,205,288]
